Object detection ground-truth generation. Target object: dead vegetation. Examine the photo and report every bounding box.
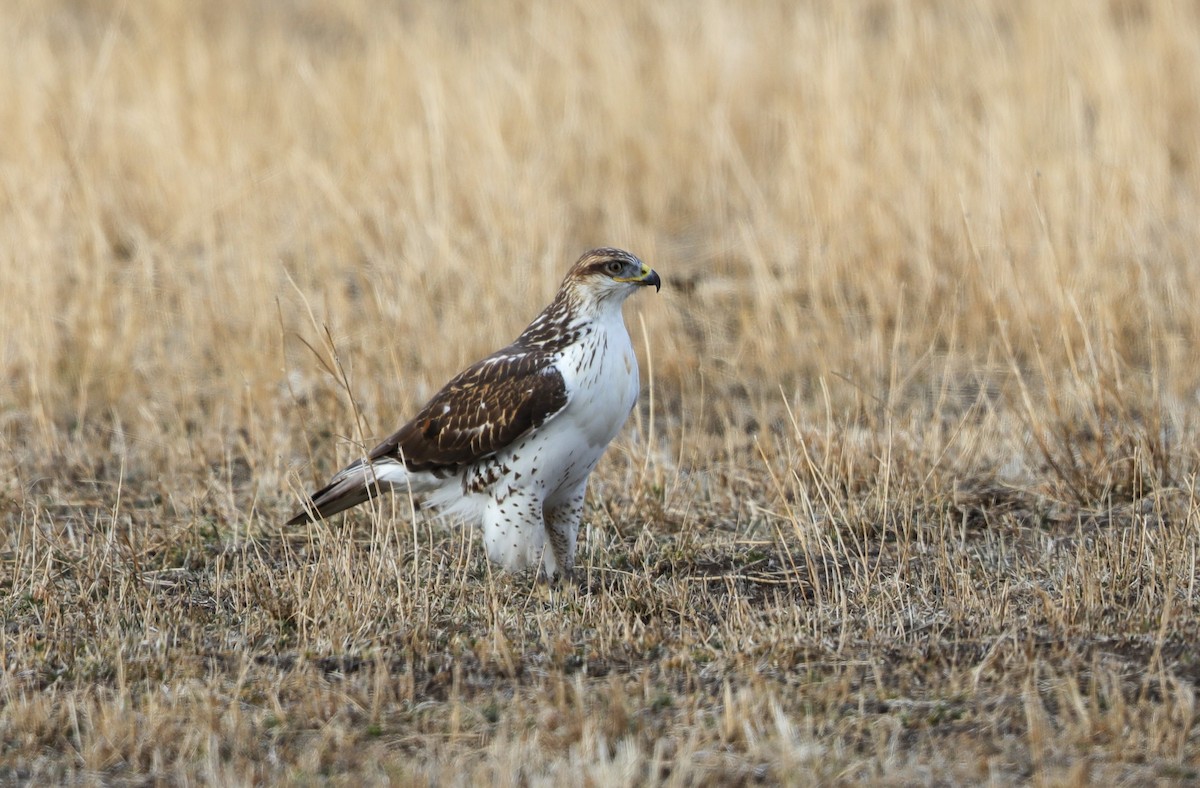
[2,0,1200,783]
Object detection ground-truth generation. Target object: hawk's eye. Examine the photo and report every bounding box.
[605,260,623,275]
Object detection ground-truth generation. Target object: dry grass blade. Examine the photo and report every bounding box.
[3,0,1200,784]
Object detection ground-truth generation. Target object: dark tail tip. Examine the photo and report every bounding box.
[285,508,317,526]
[285,462,379,526]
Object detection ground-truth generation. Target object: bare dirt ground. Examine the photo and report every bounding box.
[3,1,1199,783]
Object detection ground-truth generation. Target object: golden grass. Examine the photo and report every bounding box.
[3,0,1200,782]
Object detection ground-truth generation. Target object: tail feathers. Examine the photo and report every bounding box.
[287,459,405,525]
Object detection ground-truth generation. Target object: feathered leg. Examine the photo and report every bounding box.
[481,490,545,571]
[543,482,585,580]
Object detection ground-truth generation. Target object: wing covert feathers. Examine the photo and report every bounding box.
[368,349,568,474]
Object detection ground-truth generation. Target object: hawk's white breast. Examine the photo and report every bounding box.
[557,310,639,450]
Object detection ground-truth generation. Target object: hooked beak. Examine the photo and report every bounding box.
[613,261,662,292]
[635,265,662,292]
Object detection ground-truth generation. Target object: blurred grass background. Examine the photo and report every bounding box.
[4,0,1198,458]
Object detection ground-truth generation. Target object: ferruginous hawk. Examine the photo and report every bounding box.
[288,248,661,579]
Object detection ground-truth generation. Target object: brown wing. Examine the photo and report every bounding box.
[367,349,568,475]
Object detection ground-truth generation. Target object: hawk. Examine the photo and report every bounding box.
[288,248,661,579]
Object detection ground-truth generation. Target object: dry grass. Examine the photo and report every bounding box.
[3,0,1200,783]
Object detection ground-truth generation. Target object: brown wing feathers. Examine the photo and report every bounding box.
[368,349,568,474]
[287,350,567,525]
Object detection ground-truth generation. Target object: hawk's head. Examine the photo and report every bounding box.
[563,248,661,307]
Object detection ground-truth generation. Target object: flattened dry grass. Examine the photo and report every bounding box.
[2,0,1200,783]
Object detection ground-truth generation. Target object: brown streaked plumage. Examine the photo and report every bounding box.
[364,350,569,477]
[287,247,661,579]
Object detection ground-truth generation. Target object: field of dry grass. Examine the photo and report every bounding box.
[3,0,1200,783]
